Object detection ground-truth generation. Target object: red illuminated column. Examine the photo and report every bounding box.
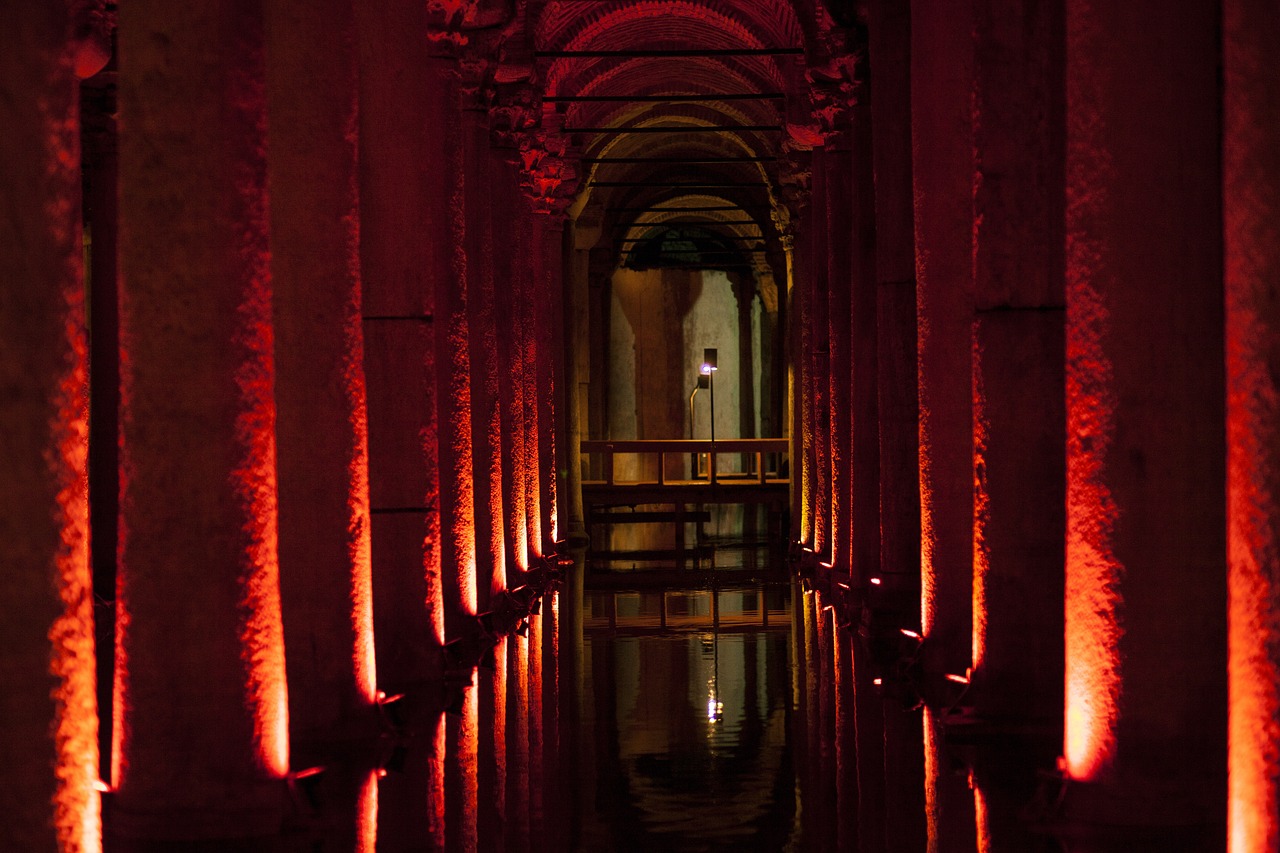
[911,0,975,678]
[868,0,921,601]
[825,136,854,576]
[522,210,547,555]
[491,152,531,574]
[1063,0,1225,825]
[848,97,882,589]
[267,0,378,750]
[113,0,289,838]
[463,106,507,609]
[809,150,833,563]
[793,223,816,547]
[437,60,479,637]
[533,214,566,552]
[356,1,446,687]
[564,228,591,544]
[1226,2,1280,849]
[0,7,99,850]
[968,0,1065,724]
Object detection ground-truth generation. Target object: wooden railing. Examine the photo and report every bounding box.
[580,438,789,487]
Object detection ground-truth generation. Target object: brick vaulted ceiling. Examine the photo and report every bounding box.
[435,0,862,276]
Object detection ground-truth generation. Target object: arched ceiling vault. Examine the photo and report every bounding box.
[468,0,864,272]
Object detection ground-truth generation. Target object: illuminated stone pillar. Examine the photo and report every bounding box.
[490,152,530,573]
[437,60,479,636]
[0,6,99,849]
[809,150,832,563]
[825,137,854,576]
[849,96,882,589]
[1063,0,1225,826]
[794,222,816,547]
[911,0,975,677]
[522,210,546,555]
[533,214,566,552]
[1225,1,1280,849]
[564,227,592,543]
[868,0,921,600]
[113,0,288,838]
[267,0,377,750]
[356,0,446,687]
[968,0,1065,724]
[463,106,506,608]
[82,69,120,782]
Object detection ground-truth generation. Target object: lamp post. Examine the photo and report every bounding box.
[701,348,718,444]
[689,373,709,477]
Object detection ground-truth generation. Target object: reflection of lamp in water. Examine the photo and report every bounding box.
[707,587,723,724]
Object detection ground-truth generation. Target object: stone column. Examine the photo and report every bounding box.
[564,230,592,543]
[356,0,446,687]
[968,0,1065,725]
[849,96,882,589]
[82,67,119,781]
[0,5,99,849]
[268,0,377,751]
[1063,0,1226,826]
[868,0,921,602]
[1225,1,1280,849]
[911,0,975,677]
[464,106,507,608]
[490,154,530,572]
[793,225,816,547]
[825,139,854,575]
[113,0,289,838]
[533,215,566,551]
[437,59,479,634]
[809,150,832,562]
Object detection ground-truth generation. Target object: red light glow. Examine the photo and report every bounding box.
[973,774,991,853]
[1225,2,1280,848]
[346,332,380,694]
[231,251,291,779]
[1064,4,1123,778]
[48,173,101,851]
[924,706,939,852]
[358,769,378,853]
[971,331,990,669]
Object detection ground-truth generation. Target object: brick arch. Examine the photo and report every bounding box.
[534,0,803,55]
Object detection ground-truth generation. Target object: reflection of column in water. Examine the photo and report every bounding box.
[833,611,857,853]
[800,587,820,849]
[528,610,545,848]
[851,625,887,852]
[508,633,531,853]
[431,712,446,852]
[479,637,507,853]
[446,671,479,853]
[923,705,977,853]
[357,769,378,853]
[816,591,838,851]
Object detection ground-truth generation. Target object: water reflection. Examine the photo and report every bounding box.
[104,558,1144,851]
[576,586,798,852]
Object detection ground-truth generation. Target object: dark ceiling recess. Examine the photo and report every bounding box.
[622,227,755,271]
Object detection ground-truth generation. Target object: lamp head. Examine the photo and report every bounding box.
[701,347,718,373]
